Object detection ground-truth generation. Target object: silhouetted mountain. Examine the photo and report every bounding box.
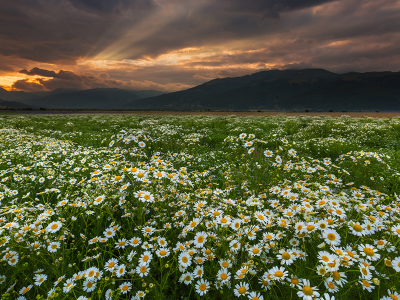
[20,88,143,109]
[124,69,400,111]
[0,87,165,107]
[0,99,36,109]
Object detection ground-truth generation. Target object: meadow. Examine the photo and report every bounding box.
[0,113,400,300]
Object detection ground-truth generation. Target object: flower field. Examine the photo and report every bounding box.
[0,113,400,300]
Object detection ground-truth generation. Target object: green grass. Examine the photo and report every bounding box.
[0,114,399,300]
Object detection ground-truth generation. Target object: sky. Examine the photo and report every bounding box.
[0,0,399,92]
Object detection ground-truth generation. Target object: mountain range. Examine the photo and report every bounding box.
[1,68,400,110]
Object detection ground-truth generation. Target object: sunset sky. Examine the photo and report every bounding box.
[1,0,399,92]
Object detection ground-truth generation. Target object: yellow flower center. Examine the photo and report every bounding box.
[364,247,374,256]
[332,271,341,281]
[302,286,313,296]
[274,271,283,277]
[327,233,336,241]
[238,287,246,294]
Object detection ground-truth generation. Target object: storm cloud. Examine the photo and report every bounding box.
[1,0,400,92]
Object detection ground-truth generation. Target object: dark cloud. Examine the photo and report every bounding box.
[19,67,56,77]
[67,0,154,15]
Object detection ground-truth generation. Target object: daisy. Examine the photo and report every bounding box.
[231,219,242,231]
[47,242,60,253]
[324,279,339,293]
[359,279,375,292]
[277,249,295,265]
[104,258,118,272]
[216,269,231,282]
[130,236,142,247]
[115,238,128,249]
[179,272,193,285]
[138,251,153,266]
[193,231,208,248]
[322,229,341,246]
[103,228,116,239]
[93,195,105,206]
[318,251,336,265]
[46,221,62,233]
[82,280,96,292]
[85,267,99,282]
[193,265,204,278]
[234,282,250,297]
[156,248,170,258]
[358,244,380,261]
[297,279,320,300]
[219,259,232,269]
[63,279,75,293]
[329,271,347,287]
[270,266,288,281]
[136,265,150,277]
[178,251,192,267]
[195,279,210,296]
[158,237,168,247]
[19,285,33,295]
[34,274,47,286]
[116,264,126,278]
[136,290,146,298]
[119,282,132,294]
[248,291,264,300]
[127,250,136,262]
[105,289,113,300]
[392,256,400,272]
[229,239,241,252]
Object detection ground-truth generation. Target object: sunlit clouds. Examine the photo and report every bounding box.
[0,0,400,92]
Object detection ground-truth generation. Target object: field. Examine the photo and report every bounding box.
[0,113,400,300]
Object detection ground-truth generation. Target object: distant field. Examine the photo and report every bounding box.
[0,114,399,300]
[2,110,400,118]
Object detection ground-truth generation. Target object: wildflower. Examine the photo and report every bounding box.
[178,251,192,267]
[116,264,126,278]
[180,272,193,285]
[47,242,60,253]
[34,274,47,286]
[270,266,288,280]
[139,251,153,266]
[195,279,210,295]
[358,244,380,261]
[119,282,132,294]
[359,279,375,292]
[82,280,96,292]
[136,265,150,277]
[216,268,231,282]
[234,282,250,297]
[322,229,341,246]
[193,231,208,248]
[93,195,105,205]
[46,221,62,233]
[297,279,320,300]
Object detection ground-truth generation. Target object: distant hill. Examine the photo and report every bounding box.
[0,99,36,109]
[17,88,141,109]
[124,69,400,111]
[0,88,166,108]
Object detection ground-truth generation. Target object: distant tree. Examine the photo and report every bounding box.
[329,109,334,112]
[305,109,309,112]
